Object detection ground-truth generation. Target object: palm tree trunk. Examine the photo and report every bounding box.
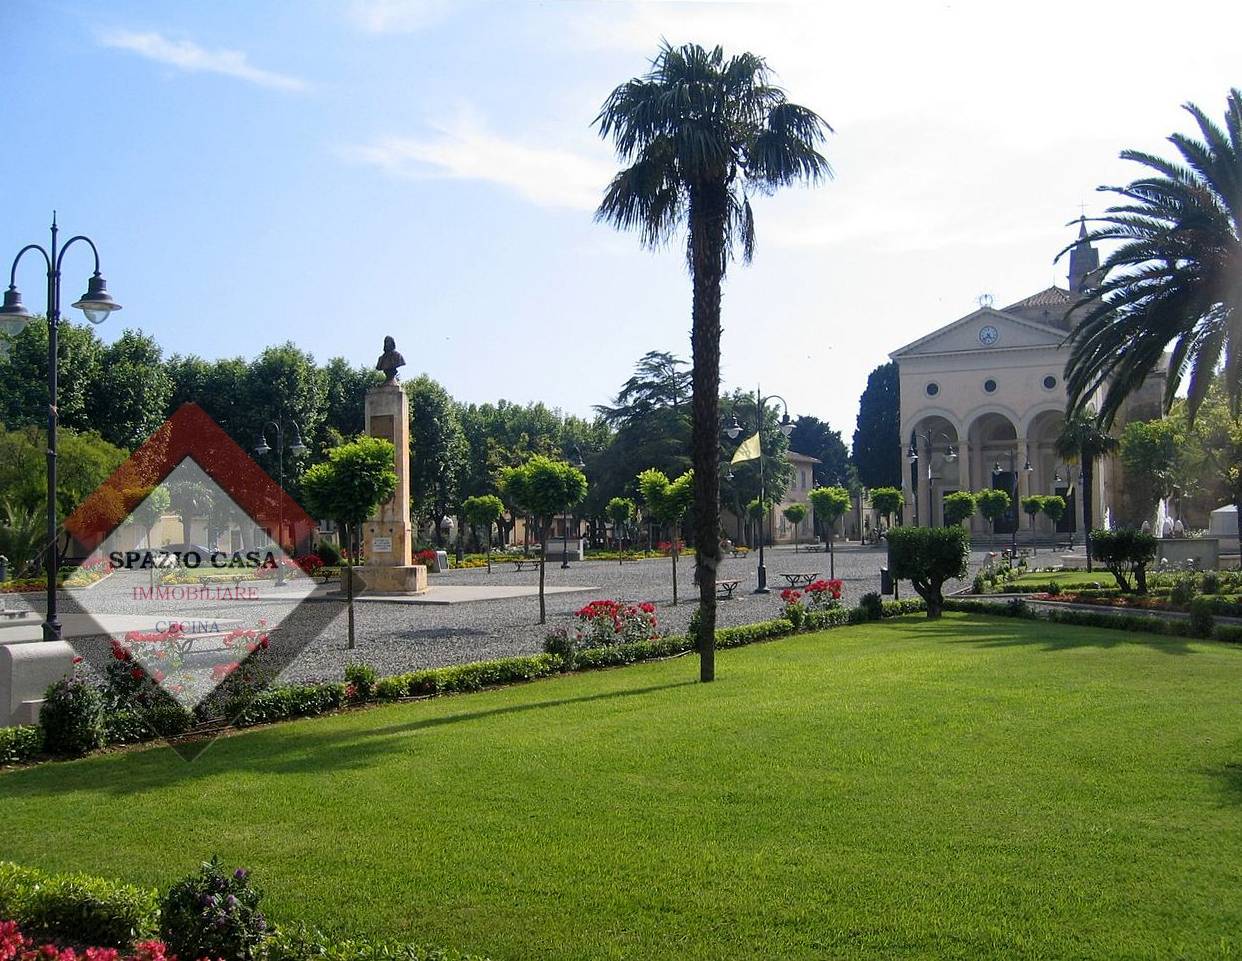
[1082,458,1094,573]
[689,181,728,683]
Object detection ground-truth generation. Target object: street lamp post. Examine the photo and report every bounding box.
[726,387,794,594]
[255,421,307,585]
[992,449,1033,560]
[906,431,958,527]
[0,216,122,641]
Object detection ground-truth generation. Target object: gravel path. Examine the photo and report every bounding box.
[7,545,992,686]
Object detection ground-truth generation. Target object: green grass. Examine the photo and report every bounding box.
[1005,569,1113,589]
[3,614,1241,961]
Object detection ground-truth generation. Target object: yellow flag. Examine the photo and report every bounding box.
[731,432,762,464]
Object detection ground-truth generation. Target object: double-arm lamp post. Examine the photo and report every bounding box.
[255,421,307,585]
[726,388,794,594]
[993,450,1033,558]
[0,217,122,640]
[906,431,958,526]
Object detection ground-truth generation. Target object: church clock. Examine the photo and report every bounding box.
[978,324,999,346]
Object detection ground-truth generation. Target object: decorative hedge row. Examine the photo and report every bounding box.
[944,597,1242,643]
[0,725,43,765]
[0,861,160,948]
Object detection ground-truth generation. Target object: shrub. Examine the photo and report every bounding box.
[859,591,884,621]
[39,677,104,757]
[885,526,969,618]
[315,540,342,567]
[161,858,267,961]
[1090,528,1158,594]
[542,629,577,670]
[971,572,986,595]
[1215,624,1242,644]
[1201,570,1221,595]
[103,704,194,745]
[0,861,160,948]
[344,663,378,701]
[373,676,408,700]
[1169,574,1196,606]
[0,725,42,765]
[571,599,661,648]
[779,588,806,628]
[1188,597,1215,638]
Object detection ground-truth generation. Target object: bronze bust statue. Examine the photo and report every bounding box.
[376,336,405,383]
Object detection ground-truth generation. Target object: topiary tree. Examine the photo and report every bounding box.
[300,436,398,649]
[975,488,1012,541]
[942,490,977,527]
[1040,495,1067,547]
[1090,528,1158,594]
[499,455,587,624]
[808,485,850,578]
[870,486,903,531]
[637,468,694,605]
[606,496,638,559]
[1021,495,1045,553]
[746,496,772,548]
[886,525,970,618]
[782,503,808,553]
[462,494,504,572]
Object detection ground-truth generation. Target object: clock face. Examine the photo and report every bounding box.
[978,325,999,346]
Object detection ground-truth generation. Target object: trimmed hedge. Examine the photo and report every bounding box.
[375,654,564,698]
[944,597,1242,643]
[0,725,42,765]
[234,683,348,728]
[0,861,160,949]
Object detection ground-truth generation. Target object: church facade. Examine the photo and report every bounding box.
[890,221,1164,541]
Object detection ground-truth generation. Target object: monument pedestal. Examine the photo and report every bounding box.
[357,379,427,595]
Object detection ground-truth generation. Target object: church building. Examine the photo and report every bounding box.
[889,220,1164,541]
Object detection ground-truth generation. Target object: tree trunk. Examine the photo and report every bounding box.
[672,541,678,606]
[1082,457,1095,572]
[538,520,547,625]
[688,181,728,684]
[1236,493,1241,571]
[829,528,835,579]
[346,522,356,650]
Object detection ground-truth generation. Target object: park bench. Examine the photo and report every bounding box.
[313,567,339,586]
[729,548,750,559]
[716,578,742,599]
[778,572,820,588]
[512,558,543,572]
[0,609,32,621]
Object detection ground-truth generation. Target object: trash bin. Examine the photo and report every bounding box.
[880,566,893,596]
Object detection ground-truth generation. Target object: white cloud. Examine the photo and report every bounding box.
[345,0,456,33]
[340,110,615,210]
[99,30,306,92]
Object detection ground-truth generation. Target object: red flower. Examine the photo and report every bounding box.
[130,667,144,680]
[259,635,269,649]
[153,670,165,683]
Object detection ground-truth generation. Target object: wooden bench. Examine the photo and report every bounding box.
[778,572,820,588]
[513,558,543,572]
[0,609,32,620]
[716,578,742,599]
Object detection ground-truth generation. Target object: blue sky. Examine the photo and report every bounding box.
[2,0,1240,440]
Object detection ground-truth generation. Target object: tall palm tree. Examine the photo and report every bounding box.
[595,42,831,682]
[1063,88,1242,426]
[1054,408,1119,572]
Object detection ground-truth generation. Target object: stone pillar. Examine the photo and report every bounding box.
[356,381,427,595]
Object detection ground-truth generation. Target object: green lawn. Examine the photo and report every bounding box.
[1005,569,1114,589]
[3,614,1241,961]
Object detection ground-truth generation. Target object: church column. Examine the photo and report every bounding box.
[919,435,932,527]
[900,441,913,526]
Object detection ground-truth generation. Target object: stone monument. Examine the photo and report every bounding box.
[354,337,428,595]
